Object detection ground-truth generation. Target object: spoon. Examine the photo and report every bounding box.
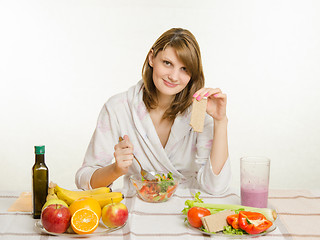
[118,137,156,181]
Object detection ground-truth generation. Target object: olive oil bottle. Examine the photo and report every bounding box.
[32,145,48,219]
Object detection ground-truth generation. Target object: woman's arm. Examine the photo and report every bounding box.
[90,163,122,188]
[210,117,228,174]
[75,95,134,190]
[193,88,229,175]
[90,135,134,188]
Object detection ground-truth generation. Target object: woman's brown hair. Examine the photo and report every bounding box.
[142,28,205,120]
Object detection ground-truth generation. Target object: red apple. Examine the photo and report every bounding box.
[101,202,128,228]
[41,204,71,233]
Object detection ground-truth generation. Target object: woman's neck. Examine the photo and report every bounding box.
[156,91,174,111]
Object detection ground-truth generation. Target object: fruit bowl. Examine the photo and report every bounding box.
[129,172,179,203]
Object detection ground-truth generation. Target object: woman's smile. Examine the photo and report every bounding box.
[163,79,178,88]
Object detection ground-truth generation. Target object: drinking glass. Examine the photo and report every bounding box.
[240,156,270,208]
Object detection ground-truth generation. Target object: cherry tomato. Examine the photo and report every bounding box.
[187,207,211,228]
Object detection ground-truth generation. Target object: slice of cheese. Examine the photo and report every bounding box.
[201,210,235,233]
[190,98,207,132]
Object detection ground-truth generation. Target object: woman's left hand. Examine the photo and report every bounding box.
[193,88,227,121]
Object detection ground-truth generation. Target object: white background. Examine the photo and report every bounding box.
[1,0,319,192]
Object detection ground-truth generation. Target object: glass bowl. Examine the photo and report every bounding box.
[129,172,179,203]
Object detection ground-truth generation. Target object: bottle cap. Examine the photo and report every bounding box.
[34,145,45,154]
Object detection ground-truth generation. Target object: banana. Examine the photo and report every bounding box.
[93,192,124,208]
[54,184,115,206]
[55,189,78,205]
[55,184,111,197]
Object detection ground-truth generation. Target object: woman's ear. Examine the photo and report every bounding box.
[148,49,154,67]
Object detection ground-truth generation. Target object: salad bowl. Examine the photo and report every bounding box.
[129,172,179,203]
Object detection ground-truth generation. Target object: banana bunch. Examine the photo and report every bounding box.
[53,184,124,207]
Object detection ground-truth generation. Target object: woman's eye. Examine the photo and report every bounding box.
[181,67,188,72]
[163,60,171,66]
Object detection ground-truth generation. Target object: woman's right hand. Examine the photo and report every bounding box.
[114,135,134,175]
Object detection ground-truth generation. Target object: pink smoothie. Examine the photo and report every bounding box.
[241,186,268,208]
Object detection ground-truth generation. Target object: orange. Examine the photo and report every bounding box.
[69,197,101,219]
[71,208,99,234]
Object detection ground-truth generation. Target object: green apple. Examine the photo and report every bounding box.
[42,199,68,211]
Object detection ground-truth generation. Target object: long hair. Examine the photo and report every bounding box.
[142,28,205,120]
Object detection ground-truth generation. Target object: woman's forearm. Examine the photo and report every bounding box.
[90,163,122,189]
[210,117,229,175]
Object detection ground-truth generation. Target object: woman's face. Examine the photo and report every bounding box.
[148,46,191,100]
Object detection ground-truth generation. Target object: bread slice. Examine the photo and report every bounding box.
[201,210,235,233]
[190,98,207,132]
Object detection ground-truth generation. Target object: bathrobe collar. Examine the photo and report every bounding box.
[128,81,192,178]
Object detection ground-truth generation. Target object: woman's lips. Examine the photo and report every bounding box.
[163,79,178,88]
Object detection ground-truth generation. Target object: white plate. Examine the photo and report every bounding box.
[35,220,125,238]
[186,222,276,238]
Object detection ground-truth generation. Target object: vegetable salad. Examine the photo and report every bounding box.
[138,172,177,202]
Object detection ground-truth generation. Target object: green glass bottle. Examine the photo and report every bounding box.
[32,145,48,219]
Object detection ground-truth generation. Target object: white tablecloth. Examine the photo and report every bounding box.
[1,187,319,240]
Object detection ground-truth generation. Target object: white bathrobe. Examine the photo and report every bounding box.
[75,81,231,195]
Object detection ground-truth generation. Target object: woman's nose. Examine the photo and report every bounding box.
[168,68,179,82]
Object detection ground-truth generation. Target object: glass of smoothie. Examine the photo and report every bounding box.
[240,156,270,208]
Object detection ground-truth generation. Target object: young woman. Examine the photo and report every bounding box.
[75,28,231,195]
